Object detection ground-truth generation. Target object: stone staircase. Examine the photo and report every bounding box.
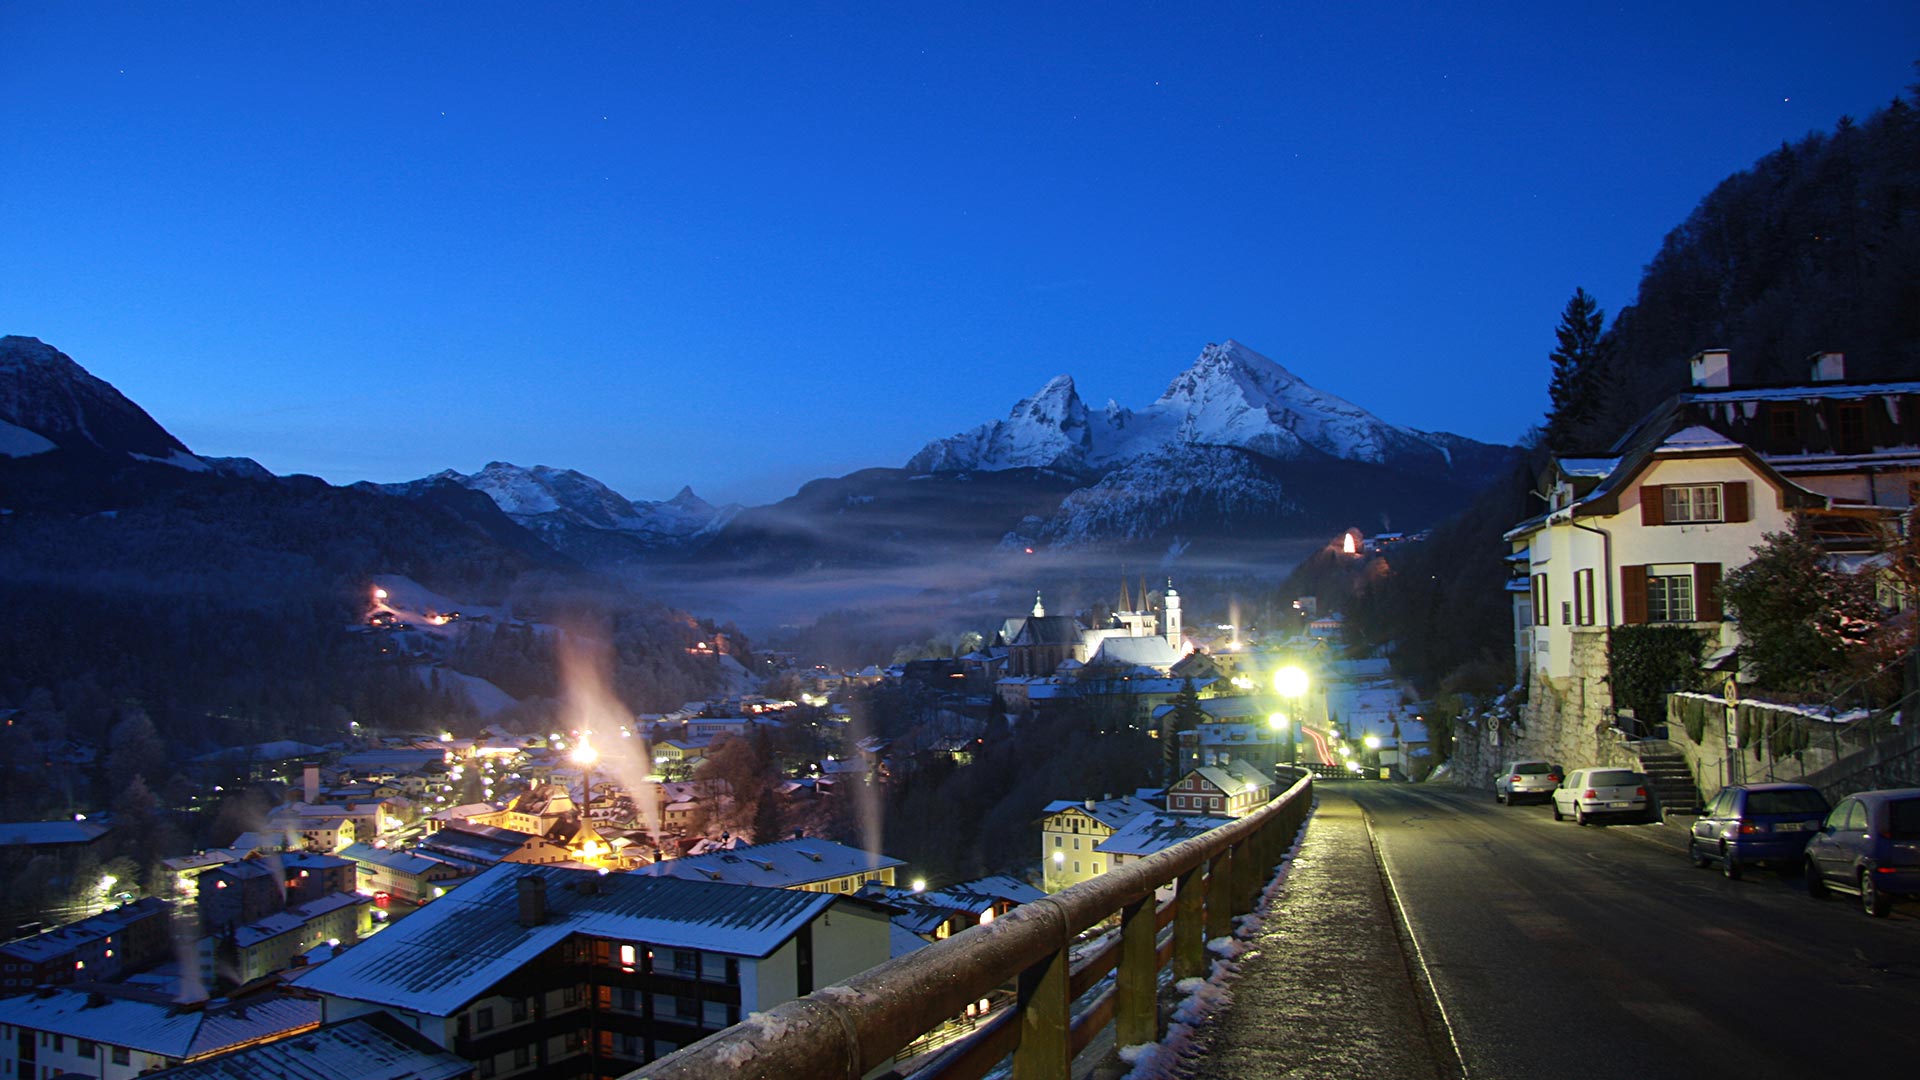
[1634,742,1701,815]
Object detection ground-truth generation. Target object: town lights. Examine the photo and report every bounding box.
[912,878,927,893]
[1266,713,1289,732]
[373,588,388,601]
[572,738,599,767]
[1364,735,1381,750]
[1273,665,1309,698]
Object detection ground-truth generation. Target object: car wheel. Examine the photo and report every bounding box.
[1722,847,1742,880]
[1689,841,1709,869]
[1806,858,1829,899]
[1575,805,1588,826]
[1496,791,1506,805]
[1552,801,1564,821]
[1862,870,1892,917]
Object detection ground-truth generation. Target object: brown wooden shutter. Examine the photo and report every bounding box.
[1620,565,1649,624]
[1695,562,1723,622]
[1640,485,1666,525]
[1723,482,1749,523]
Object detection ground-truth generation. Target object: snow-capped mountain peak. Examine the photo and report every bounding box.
[0,335,204,466]
[379,462,738,550]
[910,338,1464,473]
[906,372,1096,473]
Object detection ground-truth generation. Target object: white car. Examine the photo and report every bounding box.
[1552,767,1650,825]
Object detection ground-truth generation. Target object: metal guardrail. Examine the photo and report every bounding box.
[627,774,1314,1080]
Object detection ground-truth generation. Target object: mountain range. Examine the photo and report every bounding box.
[0,334,1516,578]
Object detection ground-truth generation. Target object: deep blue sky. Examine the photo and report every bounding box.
[3,3,1914,505]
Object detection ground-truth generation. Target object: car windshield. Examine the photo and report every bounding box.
[1588,770,1638,787]
[1746,790,1828,816]
[1887,798,1920,840]
[1514,763,1552,775]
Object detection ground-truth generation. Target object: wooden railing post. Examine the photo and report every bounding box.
[1232,835,1258,913]
[1205,845,1234,943]
[1173,864,1205,980]
[1011,938,1072,1080]
[1115,895,1157,1048]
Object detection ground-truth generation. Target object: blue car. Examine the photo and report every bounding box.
[1689,783,1830,879]
[1805,788,1920,917]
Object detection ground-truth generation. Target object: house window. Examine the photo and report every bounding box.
[1662,485,1722,523]
[1574,568,1596,626]
[1836,402,1867,453]
[1073,861,1081,873]
[513,1045,530,1068]
[77,1040,94,1057]
[112,1047,130,1066]
[1768,405,1798,449]
[511,997,528,1023]
[1647,573,1694,623]
[476,1006,494,1032]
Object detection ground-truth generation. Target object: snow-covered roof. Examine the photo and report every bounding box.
[294,863,852,1015]
[639,837,904,889]
[1557,457,1620,478]
[426,801,499,822]
[1181,759,1271,797]
[1040,794,1160,830]
[340,843,454,877]
[1096,812,1234,857]
[1656,425,1743,453]
[231,893,369,949]
[0,898,171,963]
[0,820,109,846]
[139,1014,470,1080]
[1087,636,1181,670]
[0,987,317,1059]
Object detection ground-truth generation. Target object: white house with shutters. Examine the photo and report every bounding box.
[1503,349,1914,748]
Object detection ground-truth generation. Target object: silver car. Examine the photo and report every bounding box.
[1552,767,1649,825]
[1495,760,1561,805]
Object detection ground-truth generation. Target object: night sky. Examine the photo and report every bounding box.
[3,3,1914,505]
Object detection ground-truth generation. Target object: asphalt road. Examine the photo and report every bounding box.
[1351,783,1920,1080]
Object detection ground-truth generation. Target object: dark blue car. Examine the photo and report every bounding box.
[1805,788,1920,917]
[1689,783,1830,879]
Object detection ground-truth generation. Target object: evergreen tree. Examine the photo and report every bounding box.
[1161,678,1206,788]
[1720,517,1881,696]
[1545,288,1608,451]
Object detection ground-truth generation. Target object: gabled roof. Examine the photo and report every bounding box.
[1012,615,1085,647]
[231,892,369,949]
[1087,635,1181,670]
[294,863,860,1015]
[339,843,455,877]
[0,899,171,963]
[1096,812,1234,856]
[139,1013,470,1080]
[1180,759,1272,797]
[0,986,317,1059]
[639,837,904,889]
[1039,794,1160,830]
[0,821,109,846]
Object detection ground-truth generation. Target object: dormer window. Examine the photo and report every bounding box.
[1662,485,1722,523]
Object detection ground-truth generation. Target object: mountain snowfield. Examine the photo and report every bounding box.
[377,462,740,550]
[909,340,1471,473]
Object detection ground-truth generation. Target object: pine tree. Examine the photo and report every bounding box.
[1161,678,1205,788]
[1545,288,1608,452]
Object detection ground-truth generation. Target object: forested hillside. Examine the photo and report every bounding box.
[1291,85,1920,698]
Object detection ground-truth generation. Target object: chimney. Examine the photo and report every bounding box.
[1809,351,1846,382]
[1689,350,1731,388]
[516,875,547,927]
[1083,798,1095,811]
[303,765,319,805]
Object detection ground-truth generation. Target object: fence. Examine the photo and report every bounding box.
[626,774,1315,1080]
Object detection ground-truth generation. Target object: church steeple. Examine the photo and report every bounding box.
[1032,591,1046,618]
[1119,573,1133,613]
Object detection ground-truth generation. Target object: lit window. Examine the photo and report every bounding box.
[619,944,636,971]
[1647,574,1695,623]
[1662,485,1722,524]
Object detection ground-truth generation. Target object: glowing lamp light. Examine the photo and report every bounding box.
[1052,851,1065,864]
[911,878,927,893]
[1266,713,1289,732]
[1273,666,1309,698]
[1364,735,1382,749]
[373,588,388,600]
[572,739,599,767]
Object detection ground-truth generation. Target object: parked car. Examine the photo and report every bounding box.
[1689,783,1830,879]
[1551,767,1650,825]
[1495,761,1561,805]
[1805,787,1920,917]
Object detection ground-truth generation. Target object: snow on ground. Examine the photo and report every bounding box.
[1117,802,1315,1080]
[0,419,55,457]
[413,666,518,717]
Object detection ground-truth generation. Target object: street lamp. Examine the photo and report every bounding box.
[1273,665,1309,767]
